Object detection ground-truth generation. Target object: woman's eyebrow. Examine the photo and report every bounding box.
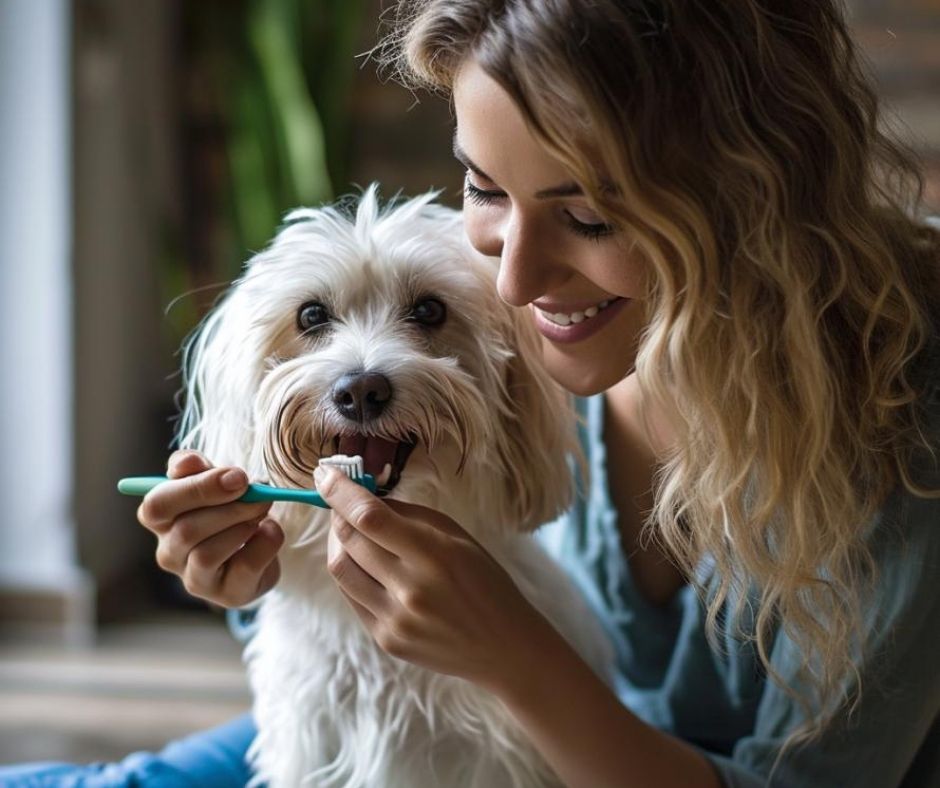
[452,137,488,180]
[452,135,584,199]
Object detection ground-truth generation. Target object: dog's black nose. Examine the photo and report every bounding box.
[331,372,393,423]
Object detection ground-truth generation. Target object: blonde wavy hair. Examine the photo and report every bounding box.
[383,0,940,752]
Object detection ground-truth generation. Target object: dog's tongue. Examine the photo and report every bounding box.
[337,435,398,477]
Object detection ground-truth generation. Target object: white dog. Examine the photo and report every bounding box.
[177,186,614,788]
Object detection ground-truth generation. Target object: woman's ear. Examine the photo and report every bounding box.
[491,302,581,531]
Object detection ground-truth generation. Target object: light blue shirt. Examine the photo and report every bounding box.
[537,374,939,787]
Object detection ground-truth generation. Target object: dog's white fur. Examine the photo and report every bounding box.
[178,187,614,787]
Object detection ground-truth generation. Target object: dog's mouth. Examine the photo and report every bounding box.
[331,433,418,496]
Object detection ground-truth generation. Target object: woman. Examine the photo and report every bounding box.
[5,1,937,786]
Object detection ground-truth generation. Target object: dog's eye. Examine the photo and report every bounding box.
[411,298,446,327]
[297,301,331,331]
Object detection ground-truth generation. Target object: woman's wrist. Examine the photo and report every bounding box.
[482,609,580,707]
[480,612,722,788]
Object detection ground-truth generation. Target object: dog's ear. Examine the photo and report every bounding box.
[176,281,263,472]
[491,302,583,531]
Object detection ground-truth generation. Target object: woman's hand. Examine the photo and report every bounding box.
[136,450,285,608]
[317,467,722,788]
[315,466,560,692]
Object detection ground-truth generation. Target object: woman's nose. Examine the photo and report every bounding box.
[467,210,558,307]
[495,215,558,307]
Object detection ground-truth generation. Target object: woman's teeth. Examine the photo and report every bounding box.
[540,298,617,326]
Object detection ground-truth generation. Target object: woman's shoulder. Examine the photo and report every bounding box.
[862,368,939,644]
[868,472,938,608]
[902,329,940,491]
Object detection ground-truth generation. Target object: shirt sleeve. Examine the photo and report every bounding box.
[705,482,940,788]
[226,603,261,642]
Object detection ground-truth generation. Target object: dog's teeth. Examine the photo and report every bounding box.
[376,463,393,487]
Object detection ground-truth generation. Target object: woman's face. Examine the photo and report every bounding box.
[452,59,648,396]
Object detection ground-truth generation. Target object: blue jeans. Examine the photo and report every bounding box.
[0,714,256,787]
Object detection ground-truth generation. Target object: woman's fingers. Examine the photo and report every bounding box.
[152,500,271,571]
[167,450,213,479]
[344,596,378,632]
[328,529,378,629]
[330,513,402,588]
[215,519,285,606]
[138,466,251,533]
[315,468,439,560]
[170,516,284,607]
[178,519,262,600]
[328,526,390,619]
[135,452,286,609]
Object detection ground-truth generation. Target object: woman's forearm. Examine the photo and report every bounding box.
[492,622,722,788]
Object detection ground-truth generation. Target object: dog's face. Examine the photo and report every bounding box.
[179,187,577,535]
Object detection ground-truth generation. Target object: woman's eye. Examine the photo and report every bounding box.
[464,171,615,241]
[564,205,615,240]
[411,298,447,327]
[463,174,504,206]
[565,211,616,241]
[297,301,330,331]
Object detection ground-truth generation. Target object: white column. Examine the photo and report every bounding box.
[0,0,94,644]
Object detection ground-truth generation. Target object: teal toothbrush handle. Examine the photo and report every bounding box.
[117,475,376,509]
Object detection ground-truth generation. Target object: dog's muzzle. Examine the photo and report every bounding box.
[330,370,417,494]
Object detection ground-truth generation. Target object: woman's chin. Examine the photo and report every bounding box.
[541,339,637,397]
[534,294,644,396]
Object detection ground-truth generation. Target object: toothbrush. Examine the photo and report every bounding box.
[117,454,376,509]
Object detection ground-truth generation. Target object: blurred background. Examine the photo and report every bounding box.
[0,0,937,769]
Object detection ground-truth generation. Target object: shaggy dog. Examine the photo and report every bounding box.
[178,186,614,787]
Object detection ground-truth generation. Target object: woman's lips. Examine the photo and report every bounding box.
[531,296,630,344]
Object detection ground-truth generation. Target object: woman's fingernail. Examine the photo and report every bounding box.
[314,466,340,495]
[221,469,247,491]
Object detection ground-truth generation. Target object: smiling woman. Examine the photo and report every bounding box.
[382,0,940,786]
[452,61,649,396]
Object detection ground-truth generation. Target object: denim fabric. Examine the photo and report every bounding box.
[0,714,256,788]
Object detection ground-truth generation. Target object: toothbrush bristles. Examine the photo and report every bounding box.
[318,454,365,480]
